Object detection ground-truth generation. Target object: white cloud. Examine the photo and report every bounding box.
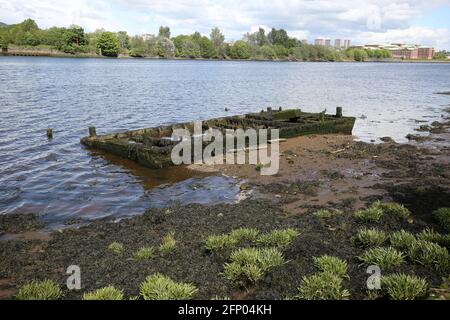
[0,0,449,49]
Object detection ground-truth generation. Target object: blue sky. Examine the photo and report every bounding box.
[1,0,450,50]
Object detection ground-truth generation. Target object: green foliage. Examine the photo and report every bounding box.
[205,234,239,252]
[108,242,124,255]
[417,228,450,247]
[313,255,348,279]
[229,40,251,59]
[229,228,260,242]
[83,286,124,300]
[16,280,62,300]
[313,209,343,219]
[407,240,449,271]
[159,232,177,253]
[373,201,411,220]
[97,31,120,57]
[390,230,416,250]
[140,274,198,300]
[296,273,350,300]
[433,208,450,232]
[223,248,285,285]
[256,228,300,248]
[158,26,171,38]
[353,204,384,223]
[358,247,405,269]
[355,228,387,247]
[133,246,155,261]
[381,274,427,300]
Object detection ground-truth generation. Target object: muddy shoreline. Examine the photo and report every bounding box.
[1,117,449,300]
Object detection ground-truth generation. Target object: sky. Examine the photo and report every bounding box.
[1,0,450,50]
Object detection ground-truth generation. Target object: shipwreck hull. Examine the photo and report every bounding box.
[81,108,356,169]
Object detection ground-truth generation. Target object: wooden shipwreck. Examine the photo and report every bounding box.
[81,108,356,169]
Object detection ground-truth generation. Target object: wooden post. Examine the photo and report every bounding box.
[46,128,53,139]
[336,107,343,118]
[89,127,97,137]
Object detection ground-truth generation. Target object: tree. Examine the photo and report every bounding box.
[153,37,175,58]
[267,28,289,47]
[256,28,267,46]
[116,31,130,51]
[158,26,171,38]
[129,35,147,57]
[210,27,224,57]
[97,32,120,57]
[229,40,250,59]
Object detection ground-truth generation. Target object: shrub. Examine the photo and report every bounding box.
[353,205,384,223]
[358,247,405,269]
[205,234,238,252]
[256,229,300,248]
[355,228,387,247]
[417,228,450,247]
[313,255,348,279]
[160,232,177,254]
[374,202,411,220]
[381,274,427,300]
[312,209,343,219]
[433,208,450,232]
[223,247,285,285]
[108,242,124,255]
[407,240,449,271]
[83,286,124,300]
[296,273,350,300]
[133,246,155,261]
[390,230,416,250]
[16,280,62,300]
[140,274,198,300]
[229,228,260,242]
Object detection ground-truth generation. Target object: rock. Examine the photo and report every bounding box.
[380,137,395,143]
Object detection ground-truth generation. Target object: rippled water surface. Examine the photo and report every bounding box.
[1,57,450,226]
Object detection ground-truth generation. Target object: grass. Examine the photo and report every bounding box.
[389,230,416,250]
[133,246,155,261]
[355,228,387,247]
[358,247,405,269]
[256,228,300,248]
[229,228,260,242]
[381,274,427,300]
[374,201,411,220]
[417,228,450,247]
[139,273,198,300]
[353,205,384,223]
[108,242,124,255]
[312,209,343,219]
[223,247,285,285]
[433,208,450,232]
[159,232,177,254]
[295,272,350,300]
[407,240,450,271]
[205,234,239,252]
[313,255,348,279]
[16,280,62,300]
[83,286,124,300]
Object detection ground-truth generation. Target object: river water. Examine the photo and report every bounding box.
[1,56,449,227]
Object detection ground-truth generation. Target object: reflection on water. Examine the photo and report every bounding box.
[1,56,450,226]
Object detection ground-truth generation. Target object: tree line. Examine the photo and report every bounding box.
[0,19,392,61]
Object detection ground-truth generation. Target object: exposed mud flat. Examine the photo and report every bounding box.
[1,119,449,300]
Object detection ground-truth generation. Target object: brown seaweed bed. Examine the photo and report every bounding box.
[1,119,450,300]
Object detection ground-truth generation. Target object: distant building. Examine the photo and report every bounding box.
[301,39,308,45]
[362,43,435,60]
[344,40,351,48]
[334,39,343,49]
[315,38,324,46]
[325,39,332,47]
[417,47,435,60]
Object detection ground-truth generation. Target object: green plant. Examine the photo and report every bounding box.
[407,240,449,271]
[16,280,62,300]
[358,247,405,269]
[355,228,387,247]
[389,230,416,250]
[296,273,350,300]
[313,255,348,279]
[205,234,238,252]
[312,209,343,219]
[159,232,177,254]
[381,274,427,300]
[433,208,450,232]
[353,205,384,223]
[374,202,411,220]
[229,228,260,242]
[133,246,155,261]
[417,228,450,247]
[256,228,300,248]
[139,274,198,300]
[83,286,124,300]
[108,242,124,255]
[223,247,285,285]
